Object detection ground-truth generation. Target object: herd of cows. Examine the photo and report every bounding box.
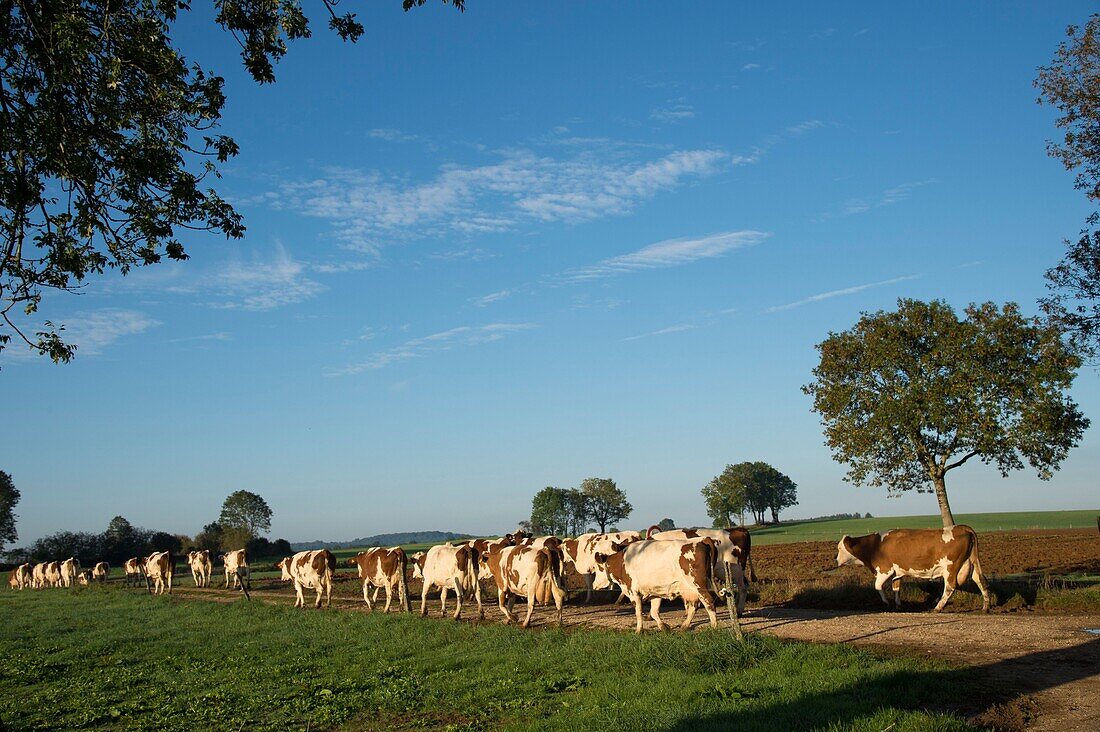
[8,524,992,632]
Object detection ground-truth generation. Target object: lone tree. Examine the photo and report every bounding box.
[0,470,20,551]
[1036,14,1100,360]
[0,0,464,362]
[529,486,589,536]
[656,517,676,532]
[702,466,748,527]
[580,478,631,533]
[804,299,1089,528]
[219,490,273,542]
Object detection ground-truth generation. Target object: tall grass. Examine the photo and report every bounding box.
[0,587,982,731]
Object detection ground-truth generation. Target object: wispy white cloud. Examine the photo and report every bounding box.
[367,128,419,143]
[742,63,761,71]
[6,309,160,361]
[263,146,731,252]
[559,230,770,283]
[731,119,824,166]
[470,289,514,307]
[621,324,697,342]
[650,100,695,123]
[169,331,232,344]
[329,323,537,375]
[767,275,920,313]
[209,243,325,311]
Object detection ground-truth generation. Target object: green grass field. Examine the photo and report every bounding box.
[748,509,1099,546]
[0,588,982,731]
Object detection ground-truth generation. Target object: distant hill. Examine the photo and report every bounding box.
[291,530,474,551]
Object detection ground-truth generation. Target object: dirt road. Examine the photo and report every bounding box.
[172,583,1099,730]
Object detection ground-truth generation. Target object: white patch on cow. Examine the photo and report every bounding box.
[878,530,891,539]
[889,555,952,581]
[942,526,955,543]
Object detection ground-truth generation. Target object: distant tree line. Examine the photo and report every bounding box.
[527,478,632,535]
[702,462,798,527]
[4,488,291,564]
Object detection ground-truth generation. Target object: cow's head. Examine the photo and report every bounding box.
[77,571,90,585]
[410,552,426,579]
[275,557,293,581]
[835,536,861,567]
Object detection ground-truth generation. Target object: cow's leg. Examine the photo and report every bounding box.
[497,589,514,623]
[615,591,629,605]
[549,573,566,627]
[372,585,382,604]
[382,583,393,614]
[874,571,895,608]
[970,558,991,613]
[583,573,594,604]
[521,591,537,628]
[362,581,374,610]
[294,581,305,608]
[649,598,669,631]
[167,572,173,595]
[891,578,903,609]
[701,592,719,628]
[452,580,463,620]
[934,577,956,612]
[439,586,449,616]
[224,568,230,589]
[632,595,645,634]
[475,580,484,619]
[420,582,430,617]
[681,598,697,630]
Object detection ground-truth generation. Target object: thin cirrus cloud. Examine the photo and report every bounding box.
[766,275,920,313]
[834,179,935,217]
[621,324,698,342]
[558,230,771,284]
[328,323,537,376]
[650,101,696,123]
[6,308,161,361]
[262,146,732,254]
[731,120,824,166]
[470,289,514,307]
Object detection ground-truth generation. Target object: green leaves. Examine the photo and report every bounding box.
[702,462,797,527]
[804,299,1089,509]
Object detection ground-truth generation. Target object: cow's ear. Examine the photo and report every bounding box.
[594,553,607,564]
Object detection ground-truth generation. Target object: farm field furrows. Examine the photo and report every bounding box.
[747,510,1100,545]
[1,589,981,732]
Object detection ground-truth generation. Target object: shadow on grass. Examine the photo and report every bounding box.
[665,637,1100,731]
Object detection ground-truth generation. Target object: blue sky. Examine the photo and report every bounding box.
[3,2,1099,544]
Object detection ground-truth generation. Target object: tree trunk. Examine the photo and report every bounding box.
[932,474,956,528]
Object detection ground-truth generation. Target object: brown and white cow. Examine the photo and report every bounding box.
[480,543,567,627]
[92,561,110,583]
[31,562,48,589]
[59,557,81,588]
[12,563,32,590]
[77,570,93,585]
[187,550,213,588]
[646,526,751,614]
[221,549,250,589]
[562,531,643,602]
[836,525,991,612]
[45,561,62,588]
[143,551,176,595]
[8,567,20,590]
[414,544,481,620]
[595,538,722,634]
[123,557,144,587]
[346,547,410,613]
[276,550,335,609]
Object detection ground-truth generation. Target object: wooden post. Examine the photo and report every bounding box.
[236,568,251,601]
[724,562,743,640]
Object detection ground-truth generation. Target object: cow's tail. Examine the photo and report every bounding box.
[956,528,980,585]
[700,539,719,597]
[395,548,411,613]
[547,547,566,591]
[645,524,661,539]
[323,549,337,579]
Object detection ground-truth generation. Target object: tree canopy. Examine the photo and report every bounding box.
[0,470,20,550]
[702,462,797,527]
[804,298,1089,527]
[580,477,631,534]
[0,0,464,362]
[219,490,273,540]
[529,486,591,536]
[1036,14,1100,361]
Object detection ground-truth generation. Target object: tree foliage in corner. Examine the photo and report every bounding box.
[0,470,20,550]
[219,489,272,541]
[1036,14,1100,361]
[0,0,464,362]
[804,298,1089,528]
